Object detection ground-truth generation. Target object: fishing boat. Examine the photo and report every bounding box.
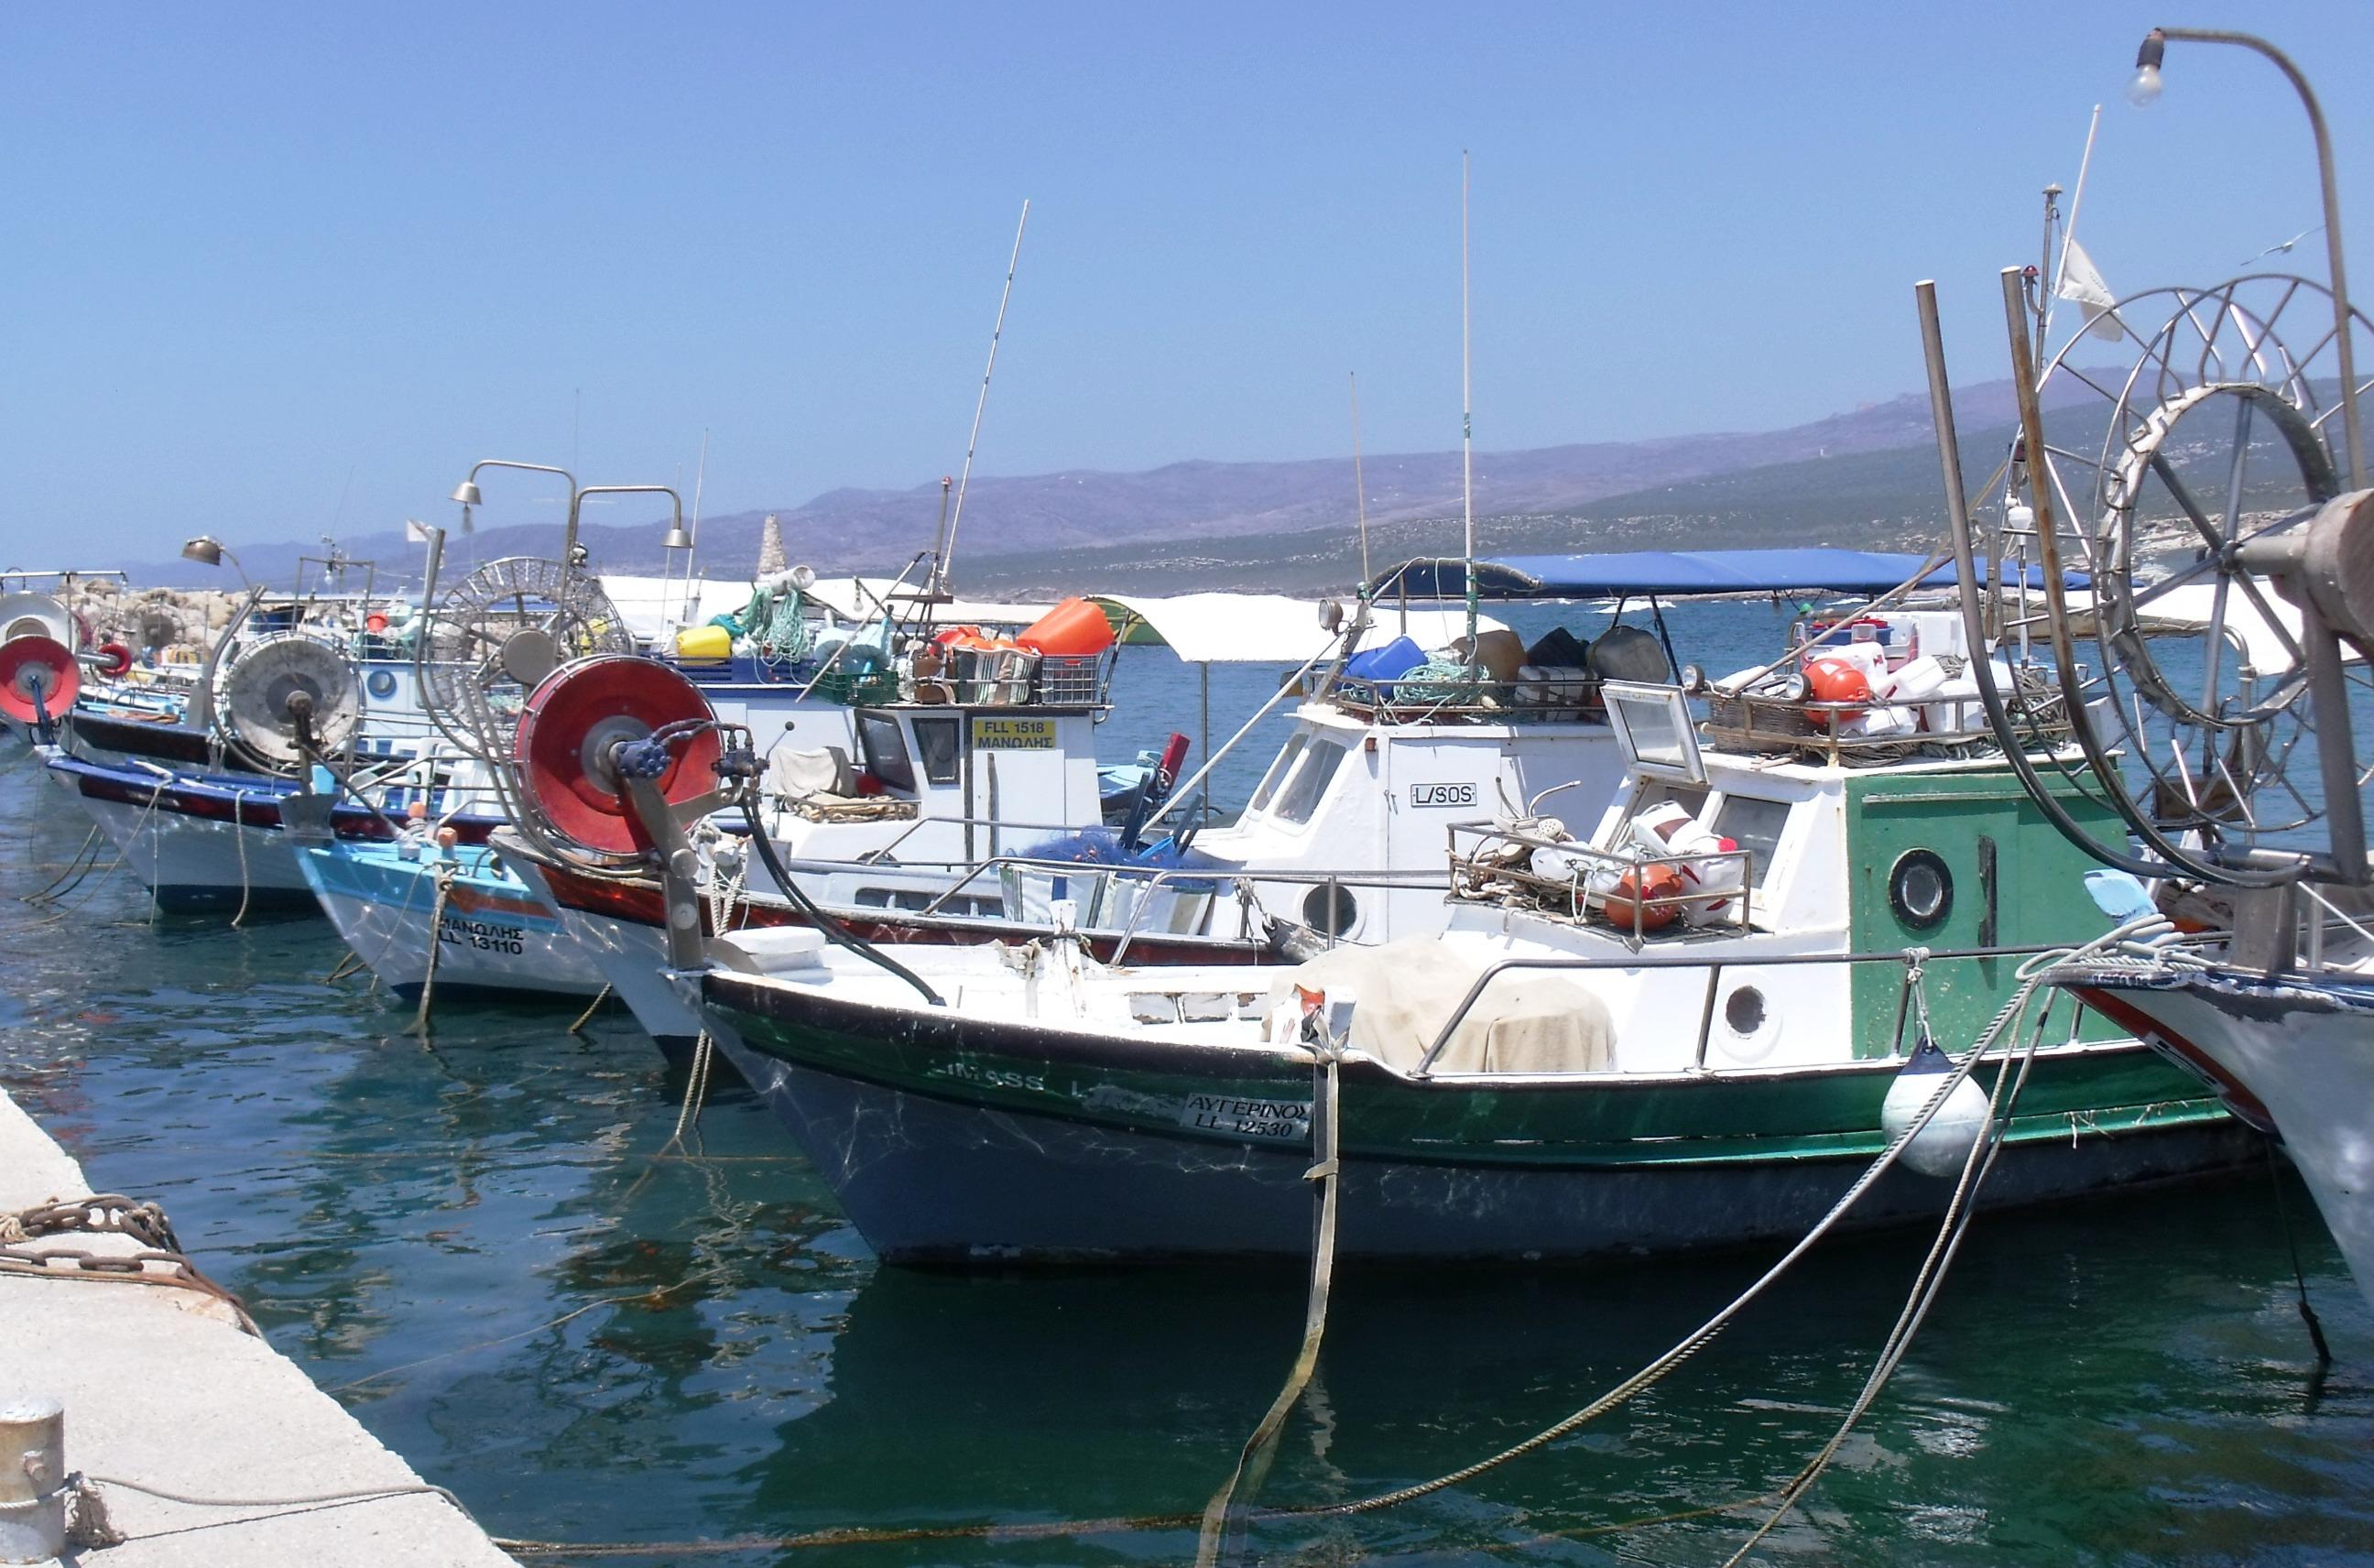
[659,565,2253,1263]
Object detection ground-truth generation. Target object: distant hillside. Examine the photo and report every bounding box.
[119,374,2110,590]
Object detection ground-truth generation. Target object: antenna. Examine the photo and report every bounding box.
[1460,151,1478,666]
[933,199,1031,598]
[685,427,709,625]
[2042,103,2103,351]
[1349,371,1372,587]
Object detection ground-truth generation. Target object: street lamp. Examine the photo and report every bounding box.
[180,535,251,586]
[2128,26,2364,491]
[449,459,576,538]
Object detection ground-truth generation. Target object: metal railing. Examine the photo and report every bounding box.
[1446,820,1757,942]
[1406,941,2128,1079]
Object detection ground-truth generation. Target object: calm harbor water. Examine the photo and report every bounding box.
[2,602,2370,1565]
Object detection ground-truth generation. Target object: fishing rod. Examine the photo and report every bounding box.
[931,199,1031,599]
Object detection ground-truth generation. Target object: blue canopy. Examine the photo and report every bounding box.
[1374,548,2084,601]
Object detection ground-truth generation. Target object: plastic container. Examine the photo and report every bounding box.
[675,624,733,661]
[1017,597,1116,657]
[1343,636,1427,686]
[956,646,1038,705]
[1035,653,1103,705]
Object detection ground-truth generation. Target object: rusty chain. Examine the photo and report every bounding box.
[0,1193,258,1334]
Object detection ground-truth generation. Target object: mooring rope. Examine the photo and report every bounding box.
[1195,1021,1344,1565]
[229,789,252,929]
[566,984,613,1036]
[409,863,456,1035]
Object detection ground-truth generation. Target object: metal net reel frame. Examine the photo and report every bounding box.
[209,630,365,773]
[2011,271,2372,880]
[418,556,636,776]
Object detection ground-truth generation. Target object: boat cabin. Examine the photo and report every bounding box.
[1439,605,2126,1074]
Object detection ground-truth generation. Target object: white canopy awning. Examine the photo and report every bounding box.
[1093,593,1509,665]
[597,573,751,644]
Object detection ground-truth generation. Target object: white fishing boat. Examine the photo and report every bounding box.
[666,581,2252,1264]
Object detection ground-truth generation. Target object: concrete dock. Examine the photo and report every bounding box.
[0,1089,516,1566]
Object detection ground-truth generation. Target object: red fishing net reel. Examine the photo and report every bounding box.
[514,655,730,860]
[0,636,80,726]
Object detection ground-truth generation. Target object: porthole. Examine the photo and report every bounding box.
[1302,883,1358,937]
[1889,849,1954,931]
[1724,985,1766,1037]
[366,670,398,700]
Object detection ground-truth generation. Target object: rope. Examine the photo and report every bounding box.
[24,822,103,904]
[230,789,251,929]
[409,863,455,1036]
[1195,1025,1343,1566]
[2264,1138,2335,1364]
[322,951,365,985]
[567,983,612,1036]
[1717,985,2056,1565]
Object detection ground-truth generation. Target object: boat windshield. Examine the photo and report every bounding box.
[1249,734,1307,813]
[1271,738,1347,824]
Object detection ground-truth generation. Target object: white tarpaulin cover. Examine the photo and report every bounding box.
[2054,580,2359,670]
[599,572,1052,646]
[1094,593,1510,665]
[1264,937,1615,1075]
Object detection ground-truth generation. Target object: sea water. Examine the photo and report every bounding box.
[1,599,2369,1565]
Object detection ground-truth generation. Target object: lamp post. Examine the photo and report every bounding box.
[566,485,691,567]
[180,534,251,587]
[2129,26,2364,491]
[450,458,577,538]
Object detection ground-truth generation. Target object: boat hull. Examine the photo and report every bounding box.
[299,842,604,1000]
[2071,965,2374,1310]
[698,970,2253,1265]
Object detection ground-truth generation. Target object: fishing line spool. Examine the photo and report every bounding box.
[514,655,724,861]
[212,633,362,769]
[0,635,80,725]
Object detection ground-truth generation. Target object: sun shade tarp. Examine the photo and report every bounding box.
[1093,593,1508,664]
[1375,548,2085,601]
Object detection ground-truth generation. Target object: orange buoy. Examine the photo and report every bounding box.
[1601,862,1684,931]
[93,641,134,678]
[1803,657,1871,729]
[1016,596,1116,657]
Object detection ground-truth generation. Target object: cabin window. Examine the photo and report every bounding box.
[1250,735,1308,813]
[855,710,917,793]
[1713,794,1791,887]
[1889,849,1955,931]
[1273,738,1347,825]
[911,715,962,785]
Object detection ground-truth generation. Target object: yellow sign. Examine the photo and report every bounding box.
[971,716,1058,751]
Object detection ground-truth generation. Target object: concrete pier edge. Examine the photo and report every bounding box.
[0,1086,517,1566]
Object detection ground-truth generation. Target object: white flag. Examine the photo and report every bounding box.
[2058,239,2126,343]
[403,518,432,544]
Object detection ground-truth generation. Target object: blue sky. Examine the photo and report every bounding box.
[4,2,2370,560]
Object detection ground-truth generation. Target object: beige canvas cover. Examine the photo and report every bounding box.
[1264,937,1616,1074]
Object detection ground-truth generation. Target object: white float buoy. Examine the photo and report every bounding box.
[1881,1038,1992,1179]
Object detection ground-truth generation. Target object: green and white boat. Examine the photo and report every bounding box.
[685,593,2255,1264]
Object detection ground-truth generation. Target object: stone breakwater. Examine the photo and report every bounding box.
[41,580,250,662]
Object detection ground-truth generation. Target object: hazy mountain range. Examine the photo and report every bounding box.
[120,373,2115,594]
